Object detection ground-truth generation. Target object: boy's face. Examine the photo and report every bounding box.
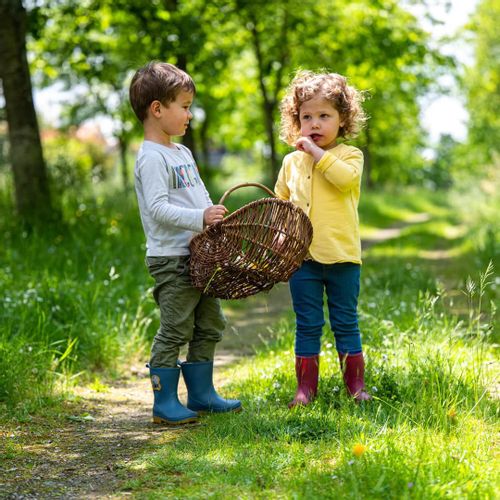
[299,96,344,149]
[155,90,194,138]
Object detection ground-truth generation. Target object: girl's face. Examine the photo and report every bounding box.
[299,95,344,149]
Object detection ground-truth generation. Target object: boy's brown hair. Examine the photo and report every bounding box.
[129,62,196,122]
[280,70,367,146]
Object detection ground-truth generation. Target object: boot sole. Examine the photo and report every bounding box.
[194,405,243,415]
[153,416,199,425]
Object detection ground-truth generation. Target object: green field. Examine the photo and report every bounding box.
[1,176,498,498]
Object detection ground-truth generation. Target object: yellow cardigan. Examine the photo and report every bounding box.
[274,143,363,264]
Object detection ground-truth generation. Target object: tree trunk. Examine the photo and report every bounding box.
[247,9,289,184]
[362,126,373,189]
[199,114,210,170]
[263,99,278,183]
[0,0,53,223]
[117,135,129,189]
[250,29,279,184]
[175,53,198,162]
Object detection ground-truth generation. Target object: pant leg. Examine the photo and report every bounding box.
[324,262,362,354]
[147,256,201,368]
[289,260,325,356]
[188,293,226,362]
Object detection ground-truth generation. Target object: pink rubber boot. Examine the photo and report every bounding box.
[338,352,372,402]
[288,355,319,408]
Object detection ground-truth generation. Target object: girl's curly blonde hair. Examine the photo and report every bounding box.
[279,70,367,146]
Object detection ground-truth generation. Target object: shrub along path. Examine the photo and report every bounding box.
[1,215,432,499]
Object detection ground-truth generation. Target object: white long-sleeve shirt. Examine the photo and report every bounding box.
[134,140,212,256]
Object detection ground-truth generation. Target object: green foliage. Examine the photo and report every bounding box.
[451,168,500,270]
[463,0,500,165]
[0,170,498,495]
[43,130,114,197]
[121,257,498,499]
[0,191,154,413]
[26,0,452,187]
[422,134,457,189]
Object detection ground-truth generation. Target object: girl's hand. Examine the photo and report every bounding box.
[295,136,325,162]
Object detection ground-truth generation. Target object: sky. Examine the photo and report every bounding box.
[408,0,479,146]
[33,0,479,147]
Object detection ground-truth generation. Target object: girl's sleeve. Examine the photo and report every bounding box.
[274,160,291,201]
[315,148,363,192]
[139,151,205,232]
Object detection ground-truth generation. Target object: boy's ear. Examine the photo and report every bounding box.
[149,100,162,117]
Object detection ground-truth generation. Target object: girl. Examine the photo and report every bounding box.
[275,70,371,406]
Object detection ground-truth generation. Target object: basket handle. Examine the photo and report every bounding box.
[218,182,276,205]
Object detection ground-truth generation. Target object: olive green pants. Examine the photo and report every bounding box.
[146,256,226,368]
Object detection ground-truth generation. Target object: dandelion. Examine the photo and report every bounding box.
[352,444,367,457]
[447,408,457,420]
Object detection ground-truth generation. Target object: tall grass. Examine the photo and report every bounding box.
[0,172,497,425]
[119,182,498,498]
[0,191,156,414]
[121,258,498,499]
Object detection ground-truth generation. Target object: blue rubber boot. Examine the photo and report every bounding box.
[181,361,242,413]
[149,366,199,425]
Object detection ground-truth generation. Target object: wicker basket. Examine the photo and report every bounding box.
[190,182,313,299]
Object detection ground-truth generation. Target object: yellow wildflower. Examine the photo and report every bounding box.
[352,444,367,457]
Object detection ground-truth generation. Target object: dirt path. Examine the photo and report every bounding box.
[1,215,430,499]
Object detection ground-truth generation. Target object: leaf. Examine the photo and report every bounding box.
[66,413,95,422]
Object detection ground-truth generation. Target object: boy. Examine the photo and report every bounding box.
[129,61,241,425]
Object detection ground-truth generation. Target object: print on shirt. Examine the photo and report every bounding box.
[168,163,202,189]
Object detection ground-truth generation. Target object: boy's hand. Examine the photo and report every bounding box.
[204,205,228,226]
[296,136,325,162]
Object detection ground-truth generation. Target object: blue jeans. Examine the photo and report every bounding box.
[289,260,362,356]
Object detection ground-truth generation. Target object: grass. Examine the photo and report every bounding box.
[0,171,498,498]
[118,178,498,499]
[0,191,157,413]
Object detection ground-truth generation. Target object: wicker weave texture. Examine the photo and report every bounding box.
[190,184,313,299]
